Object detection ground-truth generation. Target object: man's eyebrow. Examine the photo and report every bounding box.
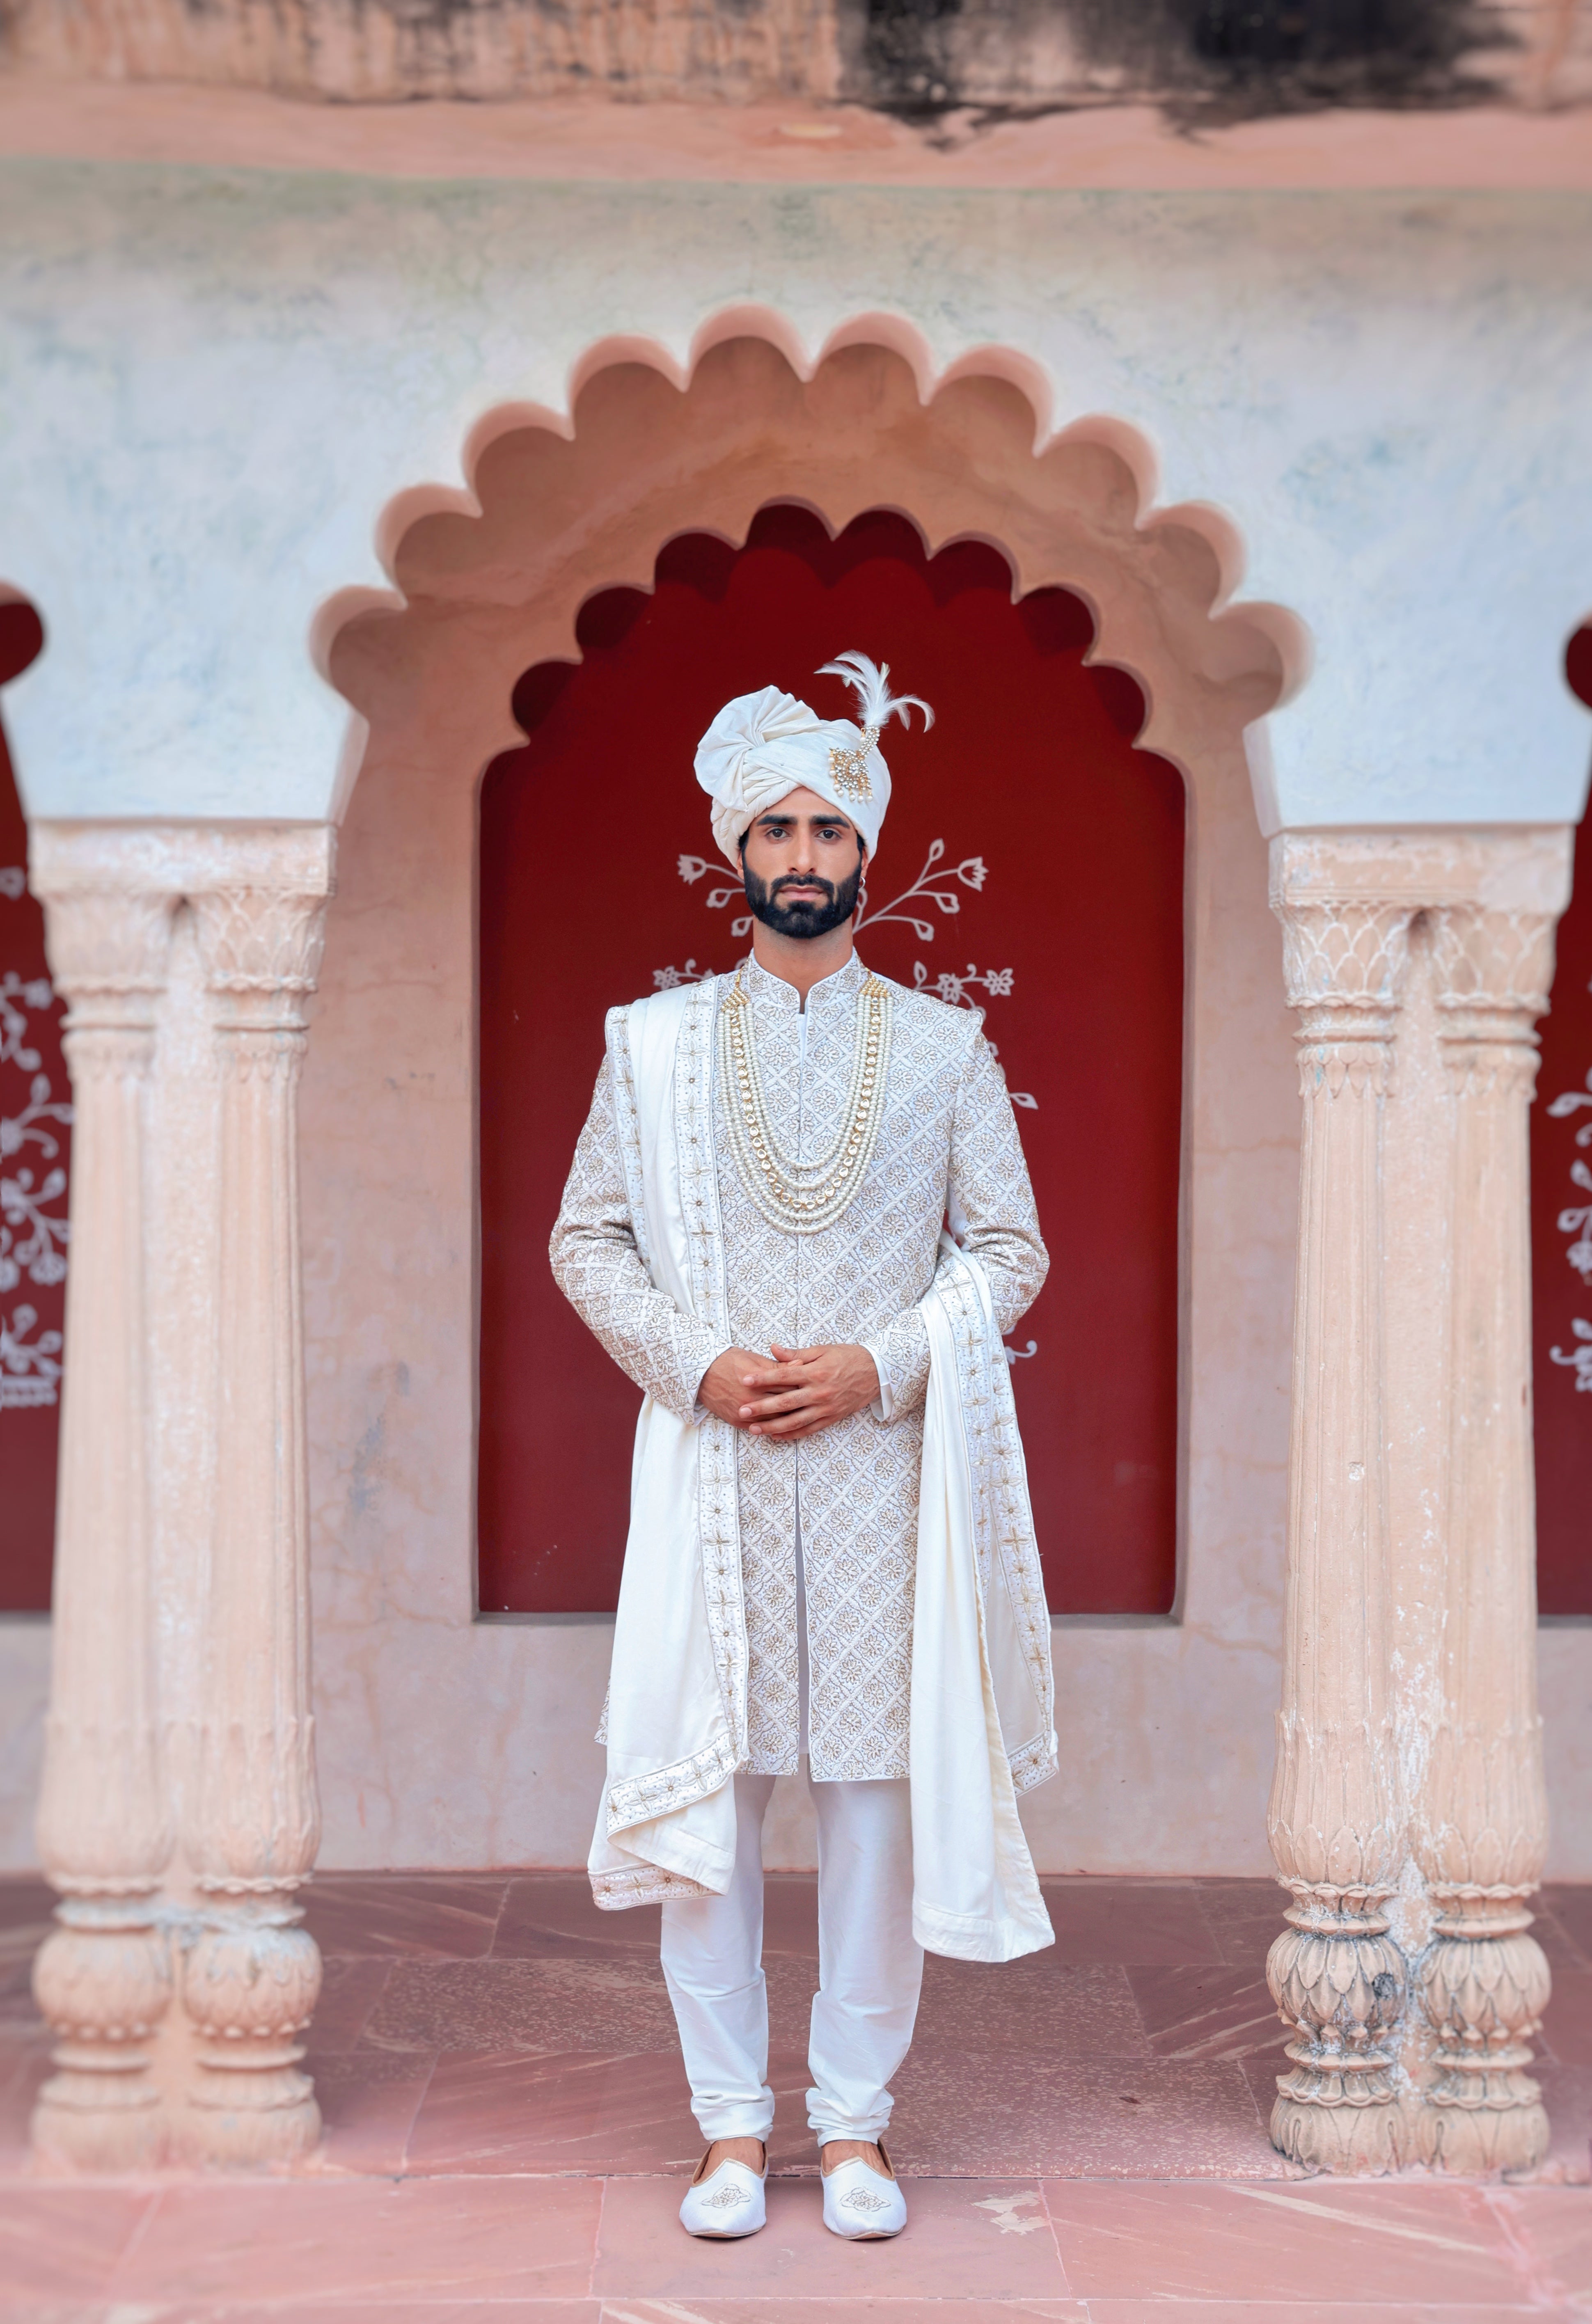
[754,809,854,829]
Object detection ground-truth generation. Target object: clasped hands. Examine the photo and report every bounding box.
[697,1342,880,1440]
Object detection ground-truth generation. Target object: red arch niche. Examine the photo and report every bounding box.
[1533,621,1592,1616]
[0,597,63,1614]
[478,506,1185,1617]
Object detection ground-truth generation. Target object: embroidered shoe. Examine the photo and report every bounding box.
[678,2149,767,2239]
[820,2141,908,2240]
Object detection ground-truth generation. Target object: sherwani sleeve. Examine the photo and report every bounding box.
[549,1052,729,1422]
[863,1023,1050,1422]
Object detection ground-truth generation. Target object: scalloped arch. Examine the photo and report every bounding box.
[322,317,1310,828]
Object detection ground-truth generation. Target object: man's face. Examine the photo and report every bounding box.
[741,788,865,941]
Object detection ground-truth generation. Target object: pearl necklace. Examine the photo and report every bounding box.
[718,969,893,1235]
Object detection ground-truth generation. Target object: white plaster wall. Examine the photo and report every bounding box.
[0,1621,46,1870]
[0,168,1587,836]
[2,163,1592,1879]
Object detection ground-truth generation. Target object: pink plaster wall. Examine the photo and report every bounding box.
[1,77,1589,188]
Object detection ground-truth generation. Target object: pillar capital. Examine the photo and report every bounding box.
[187,828,334,1009]
[1268,826,1572,919]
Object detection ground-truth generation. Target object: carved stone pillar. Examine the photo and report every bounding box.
[1413,894,1558,2173]
[1267,827,1572,2177]
[177,849,333,2163]
[1265,843,1412,2173]
[26,840,175,2169]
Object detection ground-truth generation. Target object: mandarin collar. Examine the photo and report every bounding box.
[741,950,868,1018]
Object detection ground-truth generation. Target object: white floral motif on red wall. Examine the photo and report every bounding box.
[0,870,69,1409]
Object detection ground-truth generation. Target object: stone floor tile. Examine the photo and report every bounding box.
[0,1914,50,2002]
[1519,1895,1590,1976]
[1237,2051,1285,2143]
[1126,1962,1288,2062]
[494,1874,821,1967]
[1190,1879,1285,1970]
[1038,1881,1221,1967]
[494,1876,661,1963]
[1540,1966,1592,2068]
[115,2176,601,2303]
[1081,2306,1542,2321]
[889,2049,1278,2179]
[0,2038,52,2168]
[302,1873,509,1962]
[306,2043,439,2174]
[762,1955,828,2049]
[126,2306,603,2322]
[0,1900,46,2022]
[1043,2180,1527,2303]
[2,2310,139,2324]
[404,2048,699,2177]
[309,1957,394,2052]
[0,1983,46,2033]
[591,2302,1087,2322]
[0,1878,53,1933]
[591,2175,1069,2302]
[1520,2063,1592,2184]
[367,1956,680,2054]
[403,2046,819,2177]
[1491,2182,1592,2308]
[758,1874,822,1959]
[0,2184,162,2299]
[916,1960,1150,2060]
[1542,1888,1592,1973]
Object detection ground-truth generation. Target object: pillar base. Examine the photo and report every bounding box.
[176,2058,323,2167]
[1418,2083,1551,2176]
[1269,2081,1410,2175]
[1266,1897,1410,2175]
[30,2048,166,2175]
[1416,1898,1552,2175]
[175,1894,323,2166]
[28,1897,172,2172]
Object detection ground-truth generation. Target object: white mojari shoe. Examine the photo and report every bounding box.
[678,2150,767,2238]
[820,2141,908,2240]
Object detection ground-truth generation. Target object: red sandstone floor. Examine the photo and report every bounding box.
[2,1871,1591,2317]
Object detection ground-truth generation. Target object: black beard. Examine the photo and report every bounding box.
[743,859,862,941]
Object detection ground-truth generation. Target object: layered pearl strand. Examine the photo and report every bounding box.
[718,969,893,1235]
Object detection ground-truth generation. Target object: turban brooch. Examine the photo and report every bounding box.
[694,651,932,870]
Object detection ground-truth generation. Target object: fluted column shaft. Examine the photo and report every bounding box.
[1412,902,1557,2172]
[1266,859,1411,2172]
[23,822,335,2173]
[1267,827,1572,2177]
[178,870,332,2163]
[27,856,176,2169]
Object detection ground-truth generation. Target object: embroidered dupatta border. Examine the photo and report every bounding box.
[599,980,749,1843]
[676,977,749,1761]
[935,1245,1058,1796]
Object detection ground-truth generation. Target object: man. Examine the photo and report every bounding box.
[550,653,1056,2243]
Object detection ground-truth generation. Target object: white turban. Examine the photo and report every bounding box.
[694,651,932,871]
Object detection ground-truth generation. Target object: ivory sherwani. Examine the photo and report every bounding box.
[550,950,1049,1785]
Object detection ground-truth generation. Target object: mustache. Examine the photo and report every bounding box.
[744,856,861,941]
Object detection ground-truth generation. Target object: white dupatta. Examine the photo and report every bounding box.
[588,975,1057,1962]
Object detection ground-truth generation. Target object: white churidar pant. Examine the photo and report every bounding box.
[659,1768,925,2145]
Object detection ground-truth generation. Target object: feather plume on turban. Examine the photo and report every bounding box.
[694,652,932,871]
